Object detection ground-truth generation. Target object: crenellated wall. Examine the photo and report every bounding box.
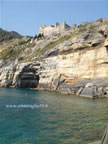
[39,21,71,36]
[0,18,108,98]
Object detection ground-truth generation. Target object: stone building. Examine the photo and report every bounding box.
[39,21,71,36]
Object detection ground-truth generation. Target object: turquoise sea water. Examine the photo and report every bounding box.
[0,88,108,144]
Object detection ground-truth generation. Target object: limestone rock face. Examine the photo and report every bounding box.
[13,63,39,88]
[0,18,108,97]
[39,44,108,86]
[0,61,39,88]
[36,20,108,97]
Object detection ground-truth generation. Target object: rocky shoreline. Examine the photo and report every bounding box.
[0,18,108,98]
[0,59,108,98]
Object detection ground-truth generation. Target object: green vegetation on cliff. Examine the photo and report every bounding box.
[23,26,88,62]
[0,18,108,62]
[0,28,22,42]
[0,39,28,60]
[0,45,25,60]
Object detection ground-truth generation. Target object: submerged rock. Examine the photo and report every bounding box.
[89,141,101,144]
[80,85,98,98]
[89,127,108,144]
[80,83,106,98]
[101,127,108,144]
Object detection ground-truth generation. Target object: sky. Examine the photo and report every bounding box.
[0,0,108,36]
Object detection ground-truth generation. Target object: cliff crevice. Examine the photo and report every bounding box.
[0,18,108,98]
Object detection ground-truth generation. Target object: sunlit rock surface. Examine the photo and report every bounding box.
[0,18,108,96]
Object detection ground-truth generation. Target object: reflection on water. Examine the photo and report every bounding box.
[0,88,108,144]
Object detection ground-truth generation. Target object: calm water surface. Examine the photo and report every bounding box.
[0,88,108,144]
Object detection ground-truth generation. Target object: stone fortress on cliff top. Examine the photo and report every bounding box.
[39,21,77,36]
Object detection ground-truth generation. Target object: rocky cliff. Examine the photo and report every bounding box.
[0,18,108,98]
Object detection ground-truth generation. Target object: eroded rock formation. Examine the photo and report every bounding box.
[0,61,39,88]
[0,18,108,98]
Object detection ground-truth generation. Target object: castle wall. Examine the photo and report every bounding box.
[43,26,55,36]
[39,22,71,36]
